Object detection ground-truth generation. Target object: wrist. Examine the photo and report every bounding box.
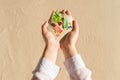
[47,41,60,49]
[43,44,59,64]
[62,44,76,52]
[45,47,58,54]
[62,45,78,59]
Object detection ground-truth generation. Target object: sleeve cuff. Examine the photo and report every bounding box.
[34,58,60,80]
[64,54,85,74]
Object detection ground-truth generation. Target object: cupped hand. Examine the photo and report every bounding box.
[42,21,60,48]
[41,21,60,63]
[60,10,79,58]
[60,10,79,50]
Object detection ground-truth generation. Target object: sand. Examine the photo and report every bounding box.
[0,0,120,80]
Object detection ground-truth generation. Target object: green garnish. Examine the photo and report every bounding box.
[52,11,62,23]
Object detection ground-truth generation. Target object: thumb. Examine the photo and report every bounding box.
[42,21,48,34]
[72,20,79,32]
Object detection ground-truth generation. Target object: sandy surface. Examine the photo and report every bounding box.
[0,0,120,80]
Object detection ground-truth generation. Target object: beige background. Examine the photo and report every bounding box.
[0,0,120,80]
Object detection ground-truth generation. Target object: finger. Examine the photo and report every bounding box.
[65,10,72,16]
[42,21,48,34]
[61,9,66,14]
[72,20,79,32]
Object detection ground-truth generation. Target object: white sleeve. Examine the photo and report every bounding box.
[34,58,60,80]
[64,54,92,80]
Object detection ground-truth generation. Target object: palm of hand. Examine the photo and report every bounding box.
[60,28,78,50]
[42,10,79,49]
[42,21,60,48]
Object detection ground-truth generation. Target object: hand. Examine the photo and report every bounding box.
[60,10,79,59]
[31,21,60,80]
[42,21,60,48]
[41,21,60,63]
